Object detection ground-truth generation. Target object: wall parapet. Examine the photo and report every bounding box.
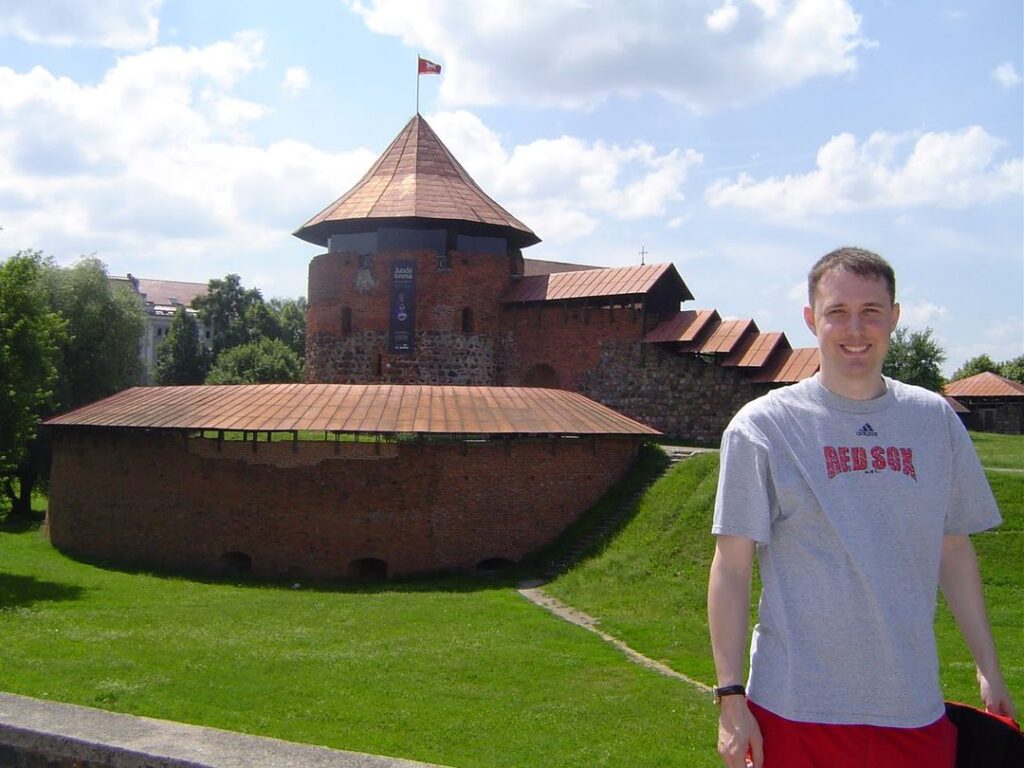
[0,691,446,768]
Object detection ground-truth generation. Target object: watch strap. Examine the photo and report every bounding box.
[712,684,746,704]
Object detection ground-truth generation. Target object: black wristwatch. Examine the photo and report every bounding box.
[712,684,746,705]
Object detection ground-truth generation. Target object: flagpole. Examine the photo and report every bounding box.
[416,55,420,114]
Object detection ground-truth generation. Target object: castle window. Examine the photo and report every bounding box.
[437,251,451,270]
[222,551,252,576]
[461,307,474,333]
[349,557,388,580]
[341,307,352,335]
[373,352,382,377]
[358,253,373,269]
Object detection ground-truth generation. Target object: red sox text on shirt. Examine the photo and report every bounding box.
[823,445,917,481]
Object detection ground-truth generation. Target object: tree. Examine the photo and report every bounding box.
[191,273,264,354]
[155,307,209,385]
[268,296,307,361]
[39,256,146,410]
[882,327,946,392]
[950,353,999,382]
[0,252,66,517]
[998,355,1024,385]
[205,338,303,385]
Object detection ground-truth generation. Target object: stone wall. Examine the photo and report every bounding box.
[47,430,640,580]
[308,329,510,385]
[580,341,773,446]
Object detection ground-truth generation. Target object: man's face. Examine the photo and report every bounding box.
[804,268,900,399]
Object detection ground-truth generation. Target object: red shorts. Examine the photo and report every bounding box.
[748,699,956,768]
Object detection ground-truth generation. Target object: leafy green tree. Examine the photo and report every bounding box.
[205,338,303,385]
[269,296,307,360]
[39,257,146,410]
[883,327,946,392]
[155,307,209,385]
[191,274,264,354]
[950,353,999,381]
[0,252,66,517]
[998,355,1024,384]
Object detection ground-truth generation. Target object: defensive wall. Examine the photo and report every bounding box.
[47,428,641,580]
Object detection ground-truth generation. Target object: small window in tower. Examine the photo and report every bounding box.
[341,307,352,335]
[358,253,373,269]
[437,251,452,271]
[461,307,474,333]
[373,352,382,377]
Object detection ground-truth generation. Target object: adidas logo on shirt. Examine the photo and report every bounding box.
[856,423,878,437]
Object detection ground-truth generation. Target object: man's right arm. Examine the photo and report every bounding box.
[708,534,762,768]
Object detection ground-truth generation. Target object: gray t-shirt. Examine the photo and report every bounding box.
[712,375,1001,728]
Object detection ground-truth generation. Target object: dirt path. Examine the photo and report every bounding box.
[516,586,711,694]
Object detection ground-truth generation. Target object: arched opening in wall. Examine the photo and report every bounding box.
[476,557,515,575]
[222,551,252,577]
[461,307,474,333]
[349,557,388,580]
[523,363,560,388]
[341,307,352,335]
[373,352,382,377]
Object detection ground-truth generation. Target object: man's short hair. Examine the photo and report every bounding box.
[808,247,896,306]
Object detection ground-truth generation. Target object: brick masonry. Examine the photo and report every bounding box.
[47,430,640,579]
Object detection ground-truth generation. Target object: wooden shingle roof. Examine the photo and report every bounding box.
[501,263,693,304]
[44,384,660,437]
[294,115,539,249]
[944,371,1024,398]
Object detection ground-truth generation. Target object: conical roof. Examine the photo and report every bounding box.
[294,115,540,249]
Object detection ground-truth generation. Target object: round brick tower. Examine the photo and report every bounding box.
[295,115,540,385]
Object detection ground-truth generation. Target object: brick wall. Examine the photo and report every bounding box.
[307,248,511,383]
[503,303,644,390]
[47,430,640,580]
[580,341,773,446]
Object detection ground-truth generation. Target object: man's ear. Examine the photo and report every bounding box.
[803,305,816,336]
[890,302,901,332]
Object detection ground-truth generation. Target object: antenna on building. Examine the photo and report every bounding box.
[639,246,647,266]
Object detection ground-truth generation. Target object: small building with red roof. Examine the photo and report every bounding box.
[944,372,1024,434]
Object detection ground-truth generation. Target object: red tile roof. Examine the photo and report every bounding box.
[690,318,756,355]
[523,258,602,276]
[643,309,719,343]
[44,384,660,436]
[501,263,692,304]
[750,347,820,383]
[723,332,785,368]
[294,115,539,249]
[944,371,1024,398]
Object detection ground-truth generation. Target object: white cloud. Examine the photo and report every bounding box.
[429,110,701,242]
[282,66,311,96]
[897,300,948,329]
[705,127,1024,218]
[991,61,1022,88]
[706,2,739,33]
[0,0,162,49]
[346,0,869,111]
[0,33,376,279]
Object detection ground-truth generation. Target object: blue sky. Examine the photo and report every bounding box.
[0,0,1020,374]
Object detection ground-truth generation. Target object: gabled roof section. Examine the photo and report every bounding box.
[688,318,757,355]
[501,263,692,305]
[643,309,720,343]
[750,347,820,383]
[44,384,660,437]
[723,332,785,368]
[944,371,1024,398]
[294,115,540,249]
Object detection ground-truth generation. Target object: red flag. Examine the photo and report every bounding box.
[418,57,442,75]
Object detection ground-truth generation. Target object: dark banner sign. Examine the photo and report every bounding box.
[389,260,416,353]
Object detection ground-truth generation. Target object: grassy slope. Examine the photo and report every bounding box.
[0,521,716,768]
[549,434,1024,709]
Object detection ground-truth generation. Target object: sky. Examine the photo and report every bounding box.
[0,0,1021,374]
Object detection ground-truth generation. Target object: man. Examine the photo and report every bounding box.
[707,247,1015,768]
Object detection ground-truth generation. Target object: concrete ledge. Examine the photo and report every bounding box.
[0,692,449,768]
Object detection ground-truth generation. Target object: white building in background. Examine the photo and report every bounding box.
[110,274,211,381]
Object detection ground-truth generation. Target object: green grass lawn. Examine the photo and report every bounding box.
[0,433,1020,767]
